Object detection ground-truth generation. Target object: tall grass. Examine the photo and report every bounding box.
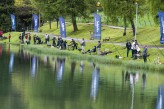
[23,45,164,72]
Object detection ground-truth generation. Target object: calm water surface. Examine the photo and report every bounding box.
[0,44,164,109]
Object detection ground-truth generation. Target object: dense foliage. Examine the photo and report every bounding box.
[30,0,97,32]
[0,0,164,33]
[0,0,15,32]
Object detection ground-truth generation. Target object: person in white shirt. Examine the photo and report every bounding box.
[81,38,85,53]
[131,40,135,58]
[136,44,140,54]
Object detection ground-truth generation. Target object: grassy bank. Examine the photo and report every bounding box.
[1,22,164,65]
[22,44,164,72]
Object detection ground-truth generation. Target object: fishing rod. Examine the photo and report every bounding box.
[105,40,123,57]
[144,33,164,57]
[136,39,152,62]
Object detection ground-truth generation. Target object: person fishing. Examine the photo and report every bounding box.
[80,38,85,53]
[142,45,148,63]
[126,40,131,57]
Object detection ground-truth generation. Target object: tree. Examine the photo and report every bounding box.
[100,0,147,36]
[30,0,63,29]
[14,0,36,31]
[60,0,98,32]
[0,0,15,32]
[149,0,164,23]
[31,0,97,32]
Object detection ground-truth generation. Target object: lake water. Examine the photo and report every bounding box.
[0,44,164,109]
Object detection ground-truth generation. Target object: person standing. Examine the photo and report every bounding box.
[52,36,56,47]
[136,44,140,54]
[8,34,11,42]
[142,46,148,63]
[131,40,135,58]
[45,34,48,44]
[97,41,101,55]
[47,34,50,45]
[28,33,31,44]
[19,34,22,43]
[33,34,37,44]
[81,38,85,53]
[126,40,131,57]
[25,34,29,44]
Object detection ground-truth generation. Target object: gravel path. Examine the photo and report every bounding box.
[29,32,164,49]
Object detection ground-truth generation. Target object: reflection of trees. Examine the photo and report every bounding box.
[70,61,76,79]
[0,46,158,109]
[8,44,10,55]
[141,73,146,95]
[44,56,51,67]
[18,48,30,62]
[0,47,26,109]
[0,45,2,59]
[24,58,89,109]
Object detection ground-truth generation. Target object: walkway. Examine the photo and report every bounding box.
[29,32,164,49]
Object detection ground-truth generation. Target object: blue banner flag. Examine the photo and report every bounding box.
[10,14,16,31]
[33,14,39,32]
[94,14,101,40]
[59,17,66,38]
[158,12,164,44]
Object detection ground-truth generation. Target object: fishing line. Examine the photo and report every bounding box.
[146,34,164,56]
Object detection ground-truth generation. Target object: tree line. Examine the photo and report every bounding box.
[0,0,163,35]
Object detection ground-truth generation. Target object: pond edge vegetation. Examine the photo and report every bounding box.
[21,44,164,73]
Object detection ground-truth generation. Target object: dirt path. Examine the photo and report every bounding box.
[29,32,164,49]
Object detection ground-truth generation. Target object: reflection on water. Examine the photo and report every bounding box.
[0,45,2,59]
[52,57,57,72]
[156,86,164,109]
[130,73,139,109]
[57,58,65,81]
[130,73,139,85]
[124,71,148,109]
[70,61,76,78]
[9,53,14,73]
[80,61,84,73]
[18,48,31,61]
[141,73,146,94]
[8,44,10,55]
[0,44,163,109]
[90,66,100,101]
[31,56,38,77]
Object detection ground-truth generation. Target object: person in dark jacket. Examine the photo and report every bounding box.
[52,36,56,47]
[97,41,101,55]
[142,45,148,63]
[126,40,131,57]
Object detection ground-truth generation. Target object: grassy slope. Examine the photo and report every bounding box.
[39,22,160,45]
[1,21,164,64]
[39,22,164,63]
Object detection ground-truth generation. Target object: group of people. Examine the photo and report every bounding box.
[52,37,102,55]
[20,33,108,56]
[16,33,149,62]
[33,34,43,44]
[84,40,101,55]
[126,40,148,62]
[46,35,102,55]
[19,33,31,44]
